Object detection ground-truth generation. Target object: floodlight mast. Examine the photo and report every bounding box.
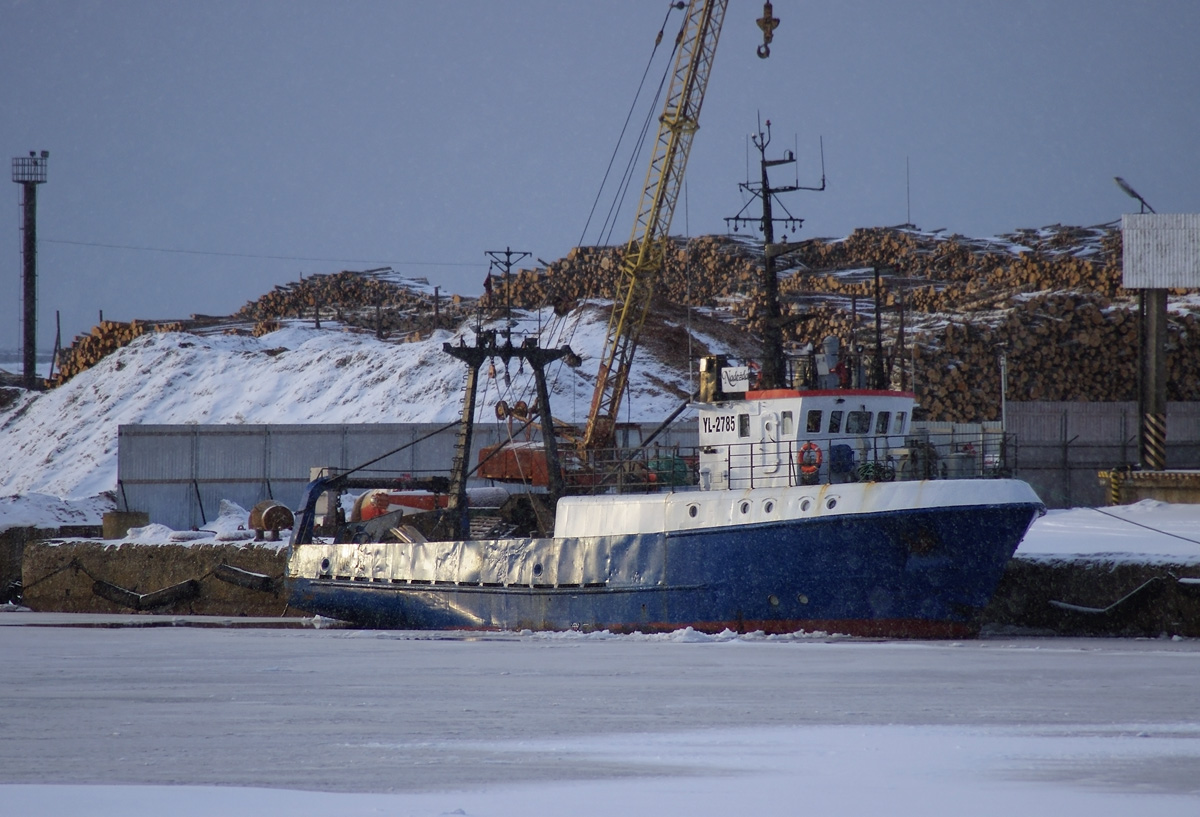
[1114,176,1156,214]
[1115,176,1167,471]
[11,151,49,390]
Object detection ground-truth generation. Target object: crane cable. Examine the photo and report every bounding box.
[542,2,688,406]
[576,0,685,248]
[485,2,687,427]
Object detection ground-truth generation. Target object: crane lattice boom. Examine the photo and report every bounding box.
[582,0,729,451]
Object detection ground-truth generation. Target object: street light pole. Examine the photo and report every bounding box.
[1115,177,1166,470]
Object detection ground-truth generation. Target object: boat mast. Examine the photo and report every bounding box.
[725,120,823,389]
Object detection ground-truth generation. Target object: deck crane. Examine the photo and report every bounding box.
[580,0,732,452]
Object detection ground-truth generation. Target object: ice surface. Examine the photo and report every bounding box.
[0,628,1197,815]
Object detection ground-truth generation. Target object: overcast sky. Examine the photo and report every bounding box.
[3,0,1198,352]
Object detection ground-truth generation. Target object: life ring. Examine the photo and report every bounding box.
[799,441,823,475]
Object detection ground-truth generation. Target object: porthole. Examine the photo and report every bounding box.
[800,498,812,512]
[825,497,838,510]
[763,500,775,514]
[532,563,543,577]
[797,593,809,605]
[739,501,751,515]
[688,504,699,518]
[319,557,331,572]
[768,594,780,607]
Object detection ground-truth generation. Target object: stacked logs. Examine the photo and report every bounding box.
[236,270,470,337]
[484,235,760,315]
[50,320,183,386]
[491,223,1200,422]
[251,319,281,338]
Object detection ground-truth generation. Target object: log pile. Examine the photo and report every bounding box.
[483,235,760,316]
[491,223,1200,423]
[50,320,184,386]
[236,269,469,338]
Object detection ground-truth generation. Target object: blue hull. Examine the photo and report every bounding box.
[288,501,1040,637]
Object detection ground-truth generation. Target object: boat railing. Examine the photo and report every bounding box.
[718,430,1014,491]
[565,430,1016,495]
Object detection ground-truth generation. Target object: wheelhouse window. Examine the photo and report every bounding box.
[846,411,872,434]
[781,411,794,436]
[738,414,750,438]
[875,411,891,434]
[806,410,822,433]
[893,411,907,434]
[828,410,843,434]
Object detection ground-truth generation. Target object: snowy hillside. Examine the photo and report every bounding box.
[0,303,745,502]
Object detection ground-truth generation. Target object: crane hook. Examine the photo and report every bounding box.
[756,1,779,59]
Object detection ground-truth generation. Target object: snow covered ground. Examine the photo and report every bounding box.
[1020,500,1200,565]
[1,626,1197,815]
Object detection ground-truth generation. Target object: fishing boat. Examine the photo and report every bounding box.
[285,330,1042,637]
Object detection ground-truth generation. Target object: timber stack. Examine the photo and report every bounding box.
[488,223,1200,423]
[50,319,184,387]
[236,269,469,339]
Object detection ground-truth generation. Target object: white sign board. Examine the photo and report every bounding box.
[721,366,750,392]
[1122,213,1200,289]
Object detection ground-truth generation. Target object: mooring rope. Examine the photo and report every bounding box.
[1087,506,1200,548]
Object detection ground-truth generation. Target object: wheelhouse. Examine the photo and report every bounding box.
[696,388,918,490]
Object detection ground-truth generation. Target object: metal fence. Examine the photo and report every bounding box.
[117,422,697,530]
[1006,402,1200,508]
[117,403,1200,527]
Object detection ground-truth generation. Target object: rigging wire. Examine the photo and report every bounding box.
[541,1,688,411]
[477,2,687,435]
[572,10,682,326]
[546,33,677,410]
[575,0,681,249]
[596,65,668,249]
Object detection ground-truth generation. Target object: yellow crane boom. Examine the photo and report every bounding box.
[582,0,729,451]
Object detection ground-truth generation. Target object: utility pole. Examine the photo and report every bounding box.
[12,151,48,390]
[485,247,530,343]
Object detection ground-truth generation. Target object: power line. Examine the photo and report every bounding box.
[41,237,485,268]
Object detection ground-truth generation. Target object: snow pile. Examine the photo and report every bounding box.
[0,306,708,502]
[0,492,114,531]
[121,500,262,546]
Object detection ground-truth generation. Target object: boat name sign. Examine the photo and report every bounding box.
[721,366,750,392]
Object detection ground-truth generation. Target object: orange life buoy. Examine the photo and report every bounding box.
[748,360,762,390]
[799,441,823,475]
